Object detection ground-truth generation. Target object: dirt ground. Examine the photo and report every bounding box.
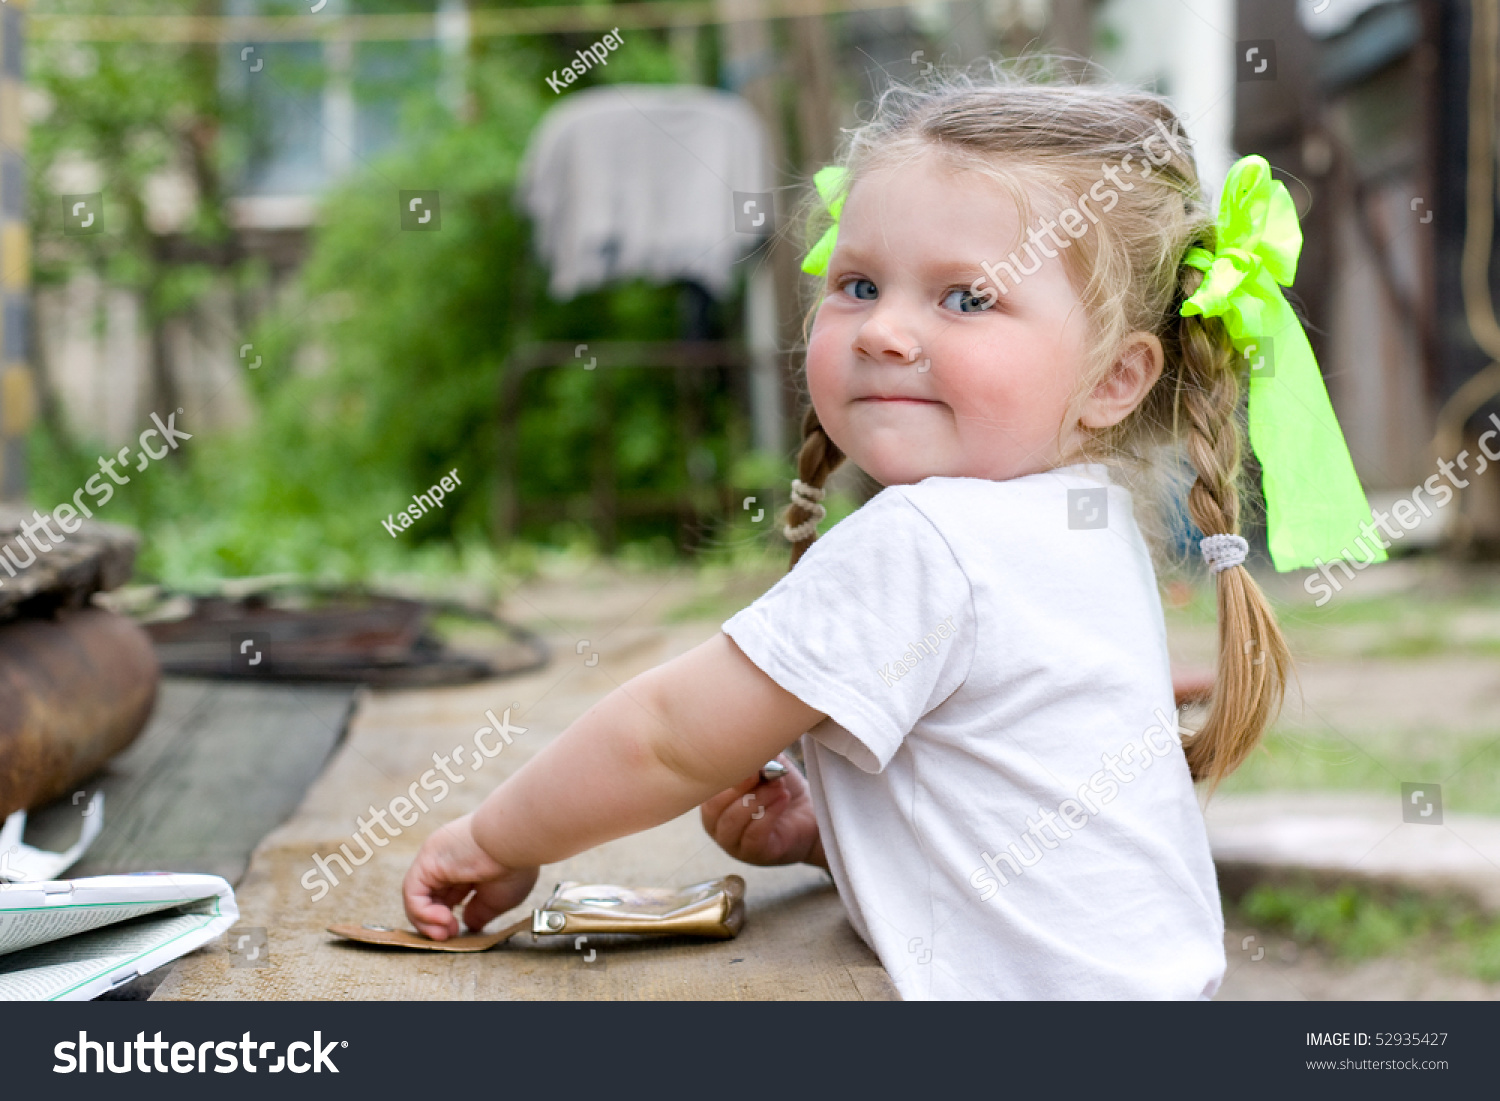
[1217,925,1500,1000]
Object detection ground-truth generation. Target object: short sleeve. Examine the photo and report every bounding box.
[721,488,975,773]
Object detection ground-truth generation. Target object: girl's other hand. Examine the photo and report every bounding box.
[700,754,827,870]
[1172,665,1215,707]
[402,814,540,940]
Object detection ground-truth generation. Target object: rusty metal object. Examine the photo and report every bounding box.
[0,606,159,818]
[142,585,549,686]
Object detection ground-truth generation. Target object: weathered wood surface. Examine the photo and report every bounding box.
[20,678,355,885]
[152,615,898,1001]
[0,504,138,617]
[19,677,354,999]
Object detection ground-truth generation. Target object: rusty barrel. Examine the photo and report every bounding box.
[0,606,159,818]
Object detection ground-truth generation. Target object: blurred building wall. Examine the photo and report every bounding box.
[36,0,443,449]
[1095,0,1236,196]
[1225,0,1500,552]
[1101,0,1462,504]
[1232,0,1500,555]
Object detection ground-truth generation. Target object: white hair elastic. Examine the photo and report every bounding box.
[784,478,827,542]
[1199,533,1249,573]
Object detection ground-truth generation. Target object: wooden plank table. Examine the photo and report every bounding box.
[0,505,138,617]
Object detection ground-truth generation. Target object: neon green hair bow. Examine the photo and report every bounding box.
[801,164,849,277]
[1181,154,1382,573]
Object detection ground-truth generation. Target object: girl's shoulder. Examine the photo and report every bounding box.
[877,465,1117,516]
[814,466,1129,566]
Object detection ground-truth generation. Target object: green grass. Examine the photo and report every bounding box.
[1161,569,1500,661]
[1279,605,1500,661]
[1218,725,1500,814]
[1356,633,1500,659]
[1229,880,1500,982]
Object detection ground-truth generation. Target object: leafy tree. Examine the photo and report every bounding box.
[29,0,249,418]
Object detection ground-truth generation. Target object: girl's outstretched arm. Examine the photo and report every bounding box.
[403,632,826,938]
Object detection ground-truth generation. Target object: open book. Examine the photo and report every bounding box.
[0,873,239,1000]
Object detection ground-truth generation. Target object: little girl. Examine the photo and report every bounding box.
[404,65,1375,998]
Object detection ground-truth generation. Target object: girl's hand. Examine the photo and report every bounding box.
[402,814,540,940]
[699,754,827,870]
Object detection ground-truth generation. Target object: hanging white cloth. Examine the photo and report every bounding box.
[516,84,774,302]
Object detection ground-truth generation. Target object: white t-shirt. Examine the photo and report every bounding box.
[721,464,1225,1000]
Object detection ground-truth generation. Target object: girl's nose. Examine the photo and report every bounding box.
[852,308,922,366]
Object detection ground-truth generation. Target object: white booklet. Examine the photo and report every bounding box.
[0,873,238,1001]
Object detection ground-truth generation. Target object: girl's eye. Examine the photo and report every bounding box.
[841,278,878,301]
[942,286,994,313]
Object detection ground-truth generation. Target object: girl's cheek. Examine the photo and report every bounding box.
[939,357,997,407]
[804,328,844,429]
[805,321,840,389]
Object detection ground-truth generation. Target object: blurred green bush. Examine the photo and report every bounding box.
[29,5,790,587]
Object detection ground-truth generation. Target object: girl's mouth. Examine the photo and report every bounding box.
[858,396,940,404]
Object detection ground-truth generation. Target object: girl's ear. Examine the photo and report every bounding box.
[1078,332,1164,430]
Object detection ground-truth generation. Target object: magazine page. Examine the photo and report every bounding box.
[0,874,238,1001]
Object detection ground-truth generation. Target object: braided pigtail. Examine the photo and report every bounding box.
[784,404,846,569]
[1173,263,1293,790]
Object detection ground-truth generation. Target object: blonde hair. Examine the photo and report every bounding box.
[781,60,1292,790]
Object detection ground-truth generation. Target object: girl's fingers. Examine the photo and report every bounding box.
[698,789,735,828]
[710,793,753,854]
[403,842,487,939]
[403,817,539,940]
[462,896,500,933]
[403,877,464,940]
[462,868,540,933]
[700,772,771,832]
[701,755,806,862]
[715,780,791,858]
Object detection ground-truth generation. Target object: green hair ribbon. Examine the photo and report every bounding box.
[800,164,849,277]
[1181,154,1381,573]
